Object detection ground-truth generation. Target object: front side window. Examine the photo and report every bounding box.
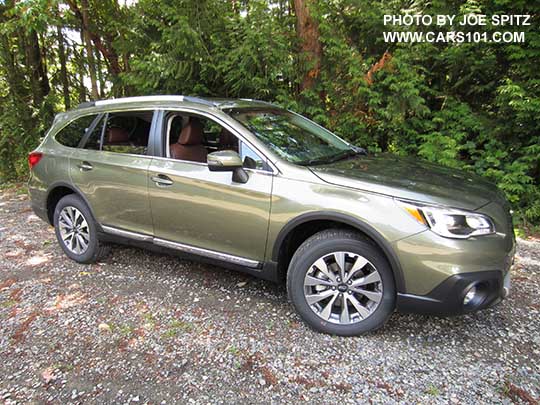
[55,114,100,148]
[165,112,269,170]
[226,108,354,165]
[239,142,265,170]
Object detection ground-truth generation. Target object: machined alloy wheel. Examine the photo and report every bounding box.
[287,229,395,336]
[53,194,109,263]
[58,206,90,255]
[304,251,382,324]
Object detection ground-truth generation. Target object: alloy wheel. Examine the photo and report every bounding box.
[303,251,383,324]
[58,206,90,255]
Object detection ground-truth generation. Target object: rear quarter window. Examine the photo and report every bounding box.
[55,114,100,148]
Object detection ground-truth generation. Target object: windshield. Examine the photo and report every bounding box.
[226,108,354,165]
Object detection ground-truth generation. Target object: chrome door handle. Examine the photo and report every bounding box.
[78,161,93,171]
[151,175,173,187]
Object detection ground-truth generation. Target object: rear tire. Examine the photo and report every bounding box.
[53,194,109,264]
[287,229,395,336]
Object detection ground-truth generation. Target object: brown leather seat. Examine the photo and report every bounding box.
[107,127,130,144]
[218,128,238,152]
[170,118,208,163]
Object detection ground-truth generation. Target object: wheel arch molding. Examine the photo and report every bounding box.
[45,181,99,227]
[271,211,407,293]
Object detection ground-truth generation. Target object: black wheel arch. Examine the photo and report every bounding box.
[271,211,407,293]
[46,181,99,227]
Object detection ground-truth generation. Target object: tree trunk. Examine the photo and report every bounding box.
[96,47,106,98]
[80,0,99,100]
[76,30,87,103]
[24,29,50,106]
[66,0,123,77]
[293,0,322,92]
[56,24,71,109]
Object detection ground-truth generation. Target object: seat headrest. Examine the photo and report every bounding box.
[178,118,204,145]
[219,128,237,147]
[107,127,130,143]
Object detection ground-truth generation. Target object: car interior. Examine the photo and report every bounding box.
[100,111,153,155]
[166,114,240,163]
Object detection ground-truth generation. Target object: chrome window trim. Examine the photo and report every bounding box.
[101,225,260,268]
[150,155,208,167]
[149,155,274,175]
[79,149,156,161]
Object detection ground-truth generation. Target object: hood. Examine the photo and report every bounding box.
[309,153,503,210]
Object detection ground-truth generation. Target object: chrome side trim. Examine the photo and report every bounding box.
[101,225,153,242]
[100,225,261,268]
[154,238,261,268]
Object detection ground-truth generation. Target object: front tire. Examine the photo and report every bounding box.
[53,194,109,264]
[287,229,395,336]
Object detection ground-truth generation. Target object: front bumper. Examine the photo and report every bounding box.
[396,269,511,316]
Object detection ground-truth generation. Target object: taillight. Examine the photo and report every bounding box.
[28,152,43,169]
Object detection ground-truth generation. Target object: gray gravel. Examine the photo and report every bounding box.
[1,186,539,404]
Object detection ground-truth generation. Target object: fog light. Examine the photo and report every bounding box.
[463,285,478,306]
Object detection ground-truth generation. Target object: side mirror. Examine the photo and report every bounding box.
[207,150,249,184]
[207,150,243,172]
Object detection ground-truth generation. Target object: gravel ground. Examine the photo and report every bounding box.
[0,186,539,404]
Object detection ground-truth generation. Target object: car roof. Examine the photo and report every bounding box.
[76,95,275,111]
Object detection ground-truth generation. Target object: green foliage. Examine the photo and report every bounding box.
[0,0,539,225]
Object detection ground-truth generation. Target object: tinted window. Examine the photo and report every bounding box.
[55,114,99,148]
[101,111,153,155]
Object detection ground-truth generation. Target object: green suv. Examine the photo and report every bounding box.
[28,96,515,335]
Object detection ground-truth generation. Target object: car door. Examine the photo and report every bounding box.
[70,109,157,236]
[148,110,273,264]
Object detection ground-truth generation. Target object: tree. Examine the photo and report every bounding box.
[80,0,99,100]
[293,0,322,92]
[56,16,71,108]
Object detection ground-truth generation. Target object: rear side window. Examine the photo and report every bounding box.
[101,111,153,155]
[55,114,100,147]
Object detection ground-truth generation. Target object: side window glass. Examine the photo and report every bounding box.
[240,142,265,170]
[55,114,99,148]
[167,115,209,163]
[202,119,222,146]
[83,115,105,150]
[102,111,153,155]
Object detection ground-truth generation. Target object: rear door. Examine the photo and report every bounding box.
[70,109,157,236]
[148,110,274,263]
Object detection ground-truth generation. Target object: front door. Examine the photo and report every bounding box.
[148,112,273,263]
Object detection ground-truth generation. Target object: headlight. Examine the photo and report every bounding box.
[397,200,495,239]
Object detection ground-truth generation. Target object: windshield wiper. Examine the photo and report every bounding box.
[297,147,366,166]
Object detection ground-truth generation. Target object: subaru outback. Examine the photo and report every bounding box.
[28,96,515,336]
